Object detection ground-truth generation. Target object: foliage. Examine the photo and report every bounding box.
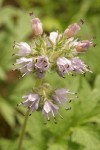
[0,0,100,150]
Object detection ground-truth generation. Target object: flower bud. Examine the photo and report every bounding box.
[64,23,80,38]
[31,17,43,36]
[75,40,93,52]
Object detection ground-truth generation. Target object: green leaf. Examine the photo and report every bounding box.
[71,127,100,150]
[47,144,66,150]
[0,67,7,80]
[0,96,15,127]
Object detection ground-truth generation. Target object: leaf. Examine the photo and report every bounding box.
[0,96,15,127]
[0,67,7,80]
[94,75,100,90]
[71,127,100,150]
[47,144,66,150]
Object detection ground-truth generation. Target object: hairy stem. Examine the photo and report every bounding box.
[17,78,42,150]
[17,110,29,150]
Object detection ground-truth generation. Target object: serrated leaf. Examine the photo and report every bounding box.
[71,127,100,150]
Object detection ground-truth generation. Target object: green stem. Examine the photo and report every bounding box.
[17,110,29,150]
[17,78,43,150]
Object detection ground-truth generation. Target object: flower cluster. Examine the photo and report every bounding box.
[18,87,75,123]
[14,14,94,122]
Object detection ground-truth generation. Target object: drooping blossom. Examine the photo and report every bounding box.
[36,69,45,78]
[56,57,73,77]
[31,17,43,36]
[75,40,93,52]
[52,88,75,105]
[71,57,92,74]
[35,56,50,71]
[42,101,59,122]
[19,93,40,114]
[14,57,34,77]
[14,42,31,56]
[64,23,80,38]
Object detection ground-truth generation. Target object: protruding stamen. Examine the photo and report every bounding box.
[79,19,84,25]
[93,44,96,47]
[65,107,71,110]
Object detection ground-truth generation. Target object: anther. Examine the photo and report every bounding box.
[93,44,96,47]
[65,107,71,110]
[79,19,84,25]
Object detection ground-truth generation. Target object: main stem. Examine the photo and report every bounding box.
[17,110,29,150]
[17,78,43,150]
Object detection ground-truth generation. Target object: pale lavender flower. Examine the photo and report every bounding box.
[75,40,93,52]
[19,93,40,114]
[64,23,80,38]
[14,57,34,77]
[36,69,45,78]
[31,17,43,36]
[35,56,50,72]
[14,42,31,56]
[42,101,59,122]
[57,57,73,77]
[71,57,92,74]
[52,88,75,105]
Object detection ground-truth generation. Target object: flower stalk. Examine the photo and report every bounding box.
[17,110,29,150]
[17,78,43,150]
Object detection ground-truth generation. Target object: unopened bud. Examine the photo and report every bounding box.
[31,17,43,36]
[64,23,80,38]
[75,40,93,52]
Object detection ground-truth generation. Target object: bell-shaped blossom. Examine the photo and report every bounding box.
[71,57,92,74]
[64,23,80,38]
[31,17,43,36]
[36,69,45,78]
[57,57,73,77]
[15,57,34,77]
[35,56,50,72]
[19,93,40,114]
[42,101,59,122]
[14,42,31,56]
[75,40,93,52]
[52,88,74,105]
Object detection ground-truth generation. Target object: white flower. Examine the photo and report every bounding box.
[15,57,34,77]
[42,101,59,122]
[35,56,50,71]
[52,88,74,105]
[14,42,31,56]
[19,93,40,114]
[49,32,58,44]
[49,32,62,44]
[71,57,92,74]
[57,57,73,77]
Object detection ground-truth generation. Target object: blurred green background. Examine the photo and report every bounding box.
[0,0,100,150]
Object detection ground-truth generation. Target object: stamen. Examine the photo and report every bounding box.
[79,19,84,25]
[58,113,63,119]
[65,106,71,110]
[93,44,96,47]
[54,117,57,124]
